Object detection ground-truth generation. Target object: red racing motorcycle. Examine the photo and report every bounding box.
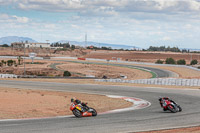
[70,100,97,118]
[159,97,182,113]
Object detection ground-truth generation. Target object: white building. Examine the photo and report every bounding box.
[11,42,50,48]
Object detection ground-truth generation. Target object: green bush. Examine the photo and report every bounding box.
[63,71,71,77]
[177,59,186,65]
[7,60,14,66]
[155,59,164,64]
[190,59,198,65]
[165,58,176,64]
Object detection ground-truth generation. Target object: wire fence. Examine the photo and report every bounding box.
[96,78,200,87]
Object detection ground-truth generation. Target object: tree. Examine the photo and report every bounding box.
[63,71,71,77]
[63,42,70,48]
[18,56,22,65]
[7,60,14,66]
[1,44,9,47]
[177,59,186,65]
[71,45,75,50]
[1,60,6,66]
[155,59,164,64]
[165,58,176,64]
[190,59,198,65]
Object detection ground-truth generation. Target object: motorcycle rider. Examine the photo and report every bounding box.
[71,98,88,112]
[159,97,176,110]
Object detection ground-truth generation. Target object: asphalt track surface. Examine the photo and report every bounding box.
[0,80,200,133]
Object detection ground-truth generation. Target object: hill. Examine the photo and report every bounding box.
[0,36,37,45]
[56,40,138,50]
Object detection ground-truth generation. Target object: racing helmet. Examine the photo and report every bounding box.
[71,98,74,102]
[75,99,81,104]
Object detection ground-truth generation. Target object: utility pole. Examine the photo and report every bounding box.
[23,41,26,76]
[46,40,50,56]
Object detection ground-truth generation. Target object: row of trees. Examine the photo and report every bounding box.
[0,44,9,47]
[50,42,75,49]
[156,58,198,65]
[86,46,112,50]
[148,46,181,52]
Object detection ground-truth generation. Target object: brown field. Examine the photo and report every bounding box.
[82,50,200,64]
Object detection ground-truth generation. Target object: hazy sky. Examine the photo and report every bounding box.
[0,0,200,49]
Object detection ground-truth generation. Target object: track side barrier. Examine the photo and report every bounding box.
[96,78,200,87]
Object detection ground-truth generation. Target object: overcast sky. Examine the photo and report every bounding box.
[0,0,200,49]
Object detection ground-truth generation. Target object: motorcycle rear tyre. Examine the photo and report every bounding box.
[167,105,177,113]
[72,109,82,118]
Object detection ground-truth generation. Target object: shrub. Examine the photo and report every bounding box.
[190,59,198,65]
[177,59,186,65]
[155,59,164,64]
[165,58,176,64]
[7,60,14,66]
[63,71,71,77]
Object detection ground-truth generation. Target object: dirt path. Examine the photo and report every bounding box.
[0,87,132,119]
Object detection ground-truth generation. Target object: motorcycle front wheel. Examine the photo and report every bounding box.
[167,105,177,113]
[177,105,182,112]
[72,109,82,118]
[90,108,97,116]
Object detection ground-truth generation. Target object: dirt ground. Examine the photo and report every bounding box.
[57,62,152,79]
[82,50,200,64]
[0,87,132,119]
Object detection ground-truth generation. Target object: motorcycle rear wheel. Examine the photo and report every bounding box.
[72,109,82,118]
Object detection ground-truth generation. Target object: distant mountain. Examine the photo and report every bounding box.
[56,40,138,50]
[0,36,37,45]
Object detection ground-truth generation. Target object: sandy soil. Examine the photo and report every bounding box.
[82,50,200,64]
[57,62,152,79]
[138,126,200,133]
[0,87,132,119]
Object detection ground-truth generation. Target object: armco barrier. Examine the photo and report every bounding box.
[95,78,200,87]
[0,74,18,78]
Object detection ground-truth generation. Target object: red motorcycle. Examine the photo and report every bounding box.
[159,97,182,113]
[70,101,97,118]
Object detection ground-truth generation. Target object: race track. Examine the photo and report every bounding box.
[0,80,200,133]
